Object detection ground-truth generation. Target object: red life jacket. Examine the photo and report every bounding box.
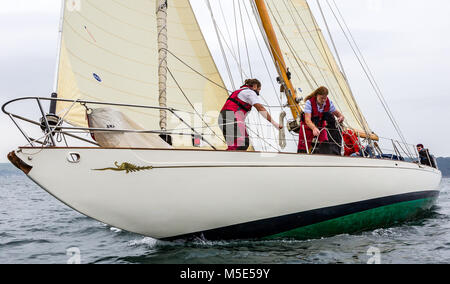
[298,97,331,151]
[302,96,331,128]
[342,129,360,156]
[221,86,255,114]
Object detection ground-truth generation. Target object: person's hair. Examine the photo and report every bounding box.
[417,144,424,148]
[243,79,261,88]
[304,86,329,102]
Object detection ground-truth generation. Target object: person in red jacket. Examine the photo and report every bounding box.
[298,86,345,154]
[219,79,282,151]
[342,129,361,156]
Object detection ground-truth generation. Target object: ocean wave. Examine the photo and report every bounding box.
[110,227,122,233]
[1,239,52,247]
[128,237,159,248]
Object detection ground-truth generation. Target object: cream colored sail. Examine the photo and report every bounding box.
[56,0,228,148]
[262,0,372,136]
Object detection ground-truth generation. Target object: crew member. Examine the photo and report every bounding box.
[417,144,437,168]
[342,129,361,156]
[219,79,282,151]
[298,86,345,154]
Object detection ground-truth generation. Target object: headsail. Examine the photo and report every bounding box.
[258,0,373,137]
[55,0,229,148]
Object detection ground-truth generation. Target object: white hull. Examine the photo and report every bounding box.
[13,148,442,240]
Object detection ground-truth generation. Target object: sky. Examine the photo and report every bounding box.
[0,0,449,162]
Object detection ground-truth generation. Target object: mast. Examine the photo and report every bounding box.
[254,0,302,124]
[156,0,168,132]
[50,0,66,114]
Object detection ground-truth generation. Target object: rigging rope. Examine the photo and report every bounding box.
[238,0,253,77]
[300,0,370,135]
[166,67,226,145]
[205,0,236,90]
[326,0,411,155]
[329,0,407,140]
[313,0,372,138]
[266,0,355,126]
[233,0,244,83]
[266,0,354,127]
[163,48,232,93]
[218,0,239,60]
[243,1,282,106]
[251,0,303,123]
[263,0,370,139]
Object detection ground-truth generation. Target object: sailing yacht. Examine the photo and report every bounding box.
[3,0,441,240]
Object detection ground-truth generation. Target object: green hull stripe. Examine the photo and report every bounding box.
[265,198,437,240]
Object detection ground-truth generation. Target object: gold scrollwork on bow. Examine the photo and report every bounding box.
[93,162,153,174]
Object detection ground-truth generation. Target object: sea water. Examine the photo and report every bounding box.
[0,163,449,264]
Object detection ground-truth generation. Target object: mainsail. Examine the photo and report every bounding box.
[259,0,373,137]
[55,0,229,148]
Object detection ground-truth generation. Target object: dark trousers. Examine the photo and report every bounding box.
[317,128,342,156]
[218,110,250,151]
